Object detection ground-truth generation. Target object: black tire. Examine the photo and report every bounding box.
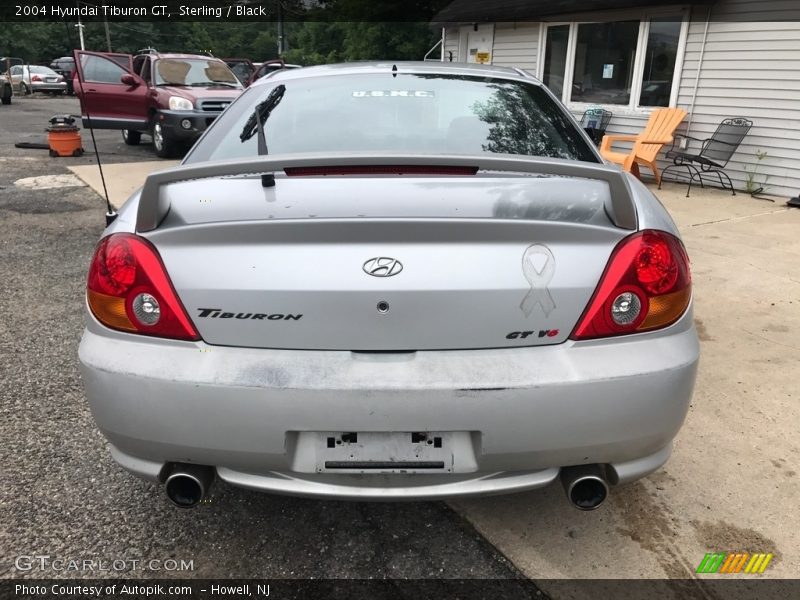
[122,129,142,146]
[21,83,30,96]
[1,85,10,105]
[151,121,179,158]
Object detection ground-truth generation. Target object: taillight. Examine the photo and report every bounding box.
[570,230,691,340]
[86,234,200,341]
[31,75,42,82]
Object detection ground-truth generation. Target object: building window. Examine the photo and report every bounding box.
[571,20,640,105]
[639,17,683,107]
[539,12,686,110]
[542,25,570,99]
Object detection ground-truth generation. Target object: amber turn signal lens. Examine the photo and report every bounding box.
[87,289,137,332]
[638,287,692,331]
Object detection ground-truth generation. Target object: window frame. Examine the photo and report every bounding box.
[536,6,690,113]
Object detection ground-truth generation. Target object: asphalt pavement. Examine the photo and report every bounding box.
[0,96,541,588]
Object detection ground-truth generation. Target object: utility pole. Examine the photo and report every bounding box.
[277,1,284,55]
[104,18,112,52]
[76,19,85,50]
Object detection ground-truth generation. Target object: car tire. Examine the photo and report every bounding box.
[1,86,10,105]
[122,129,142,146]
[21,83,30,96]
[151,121,178,158]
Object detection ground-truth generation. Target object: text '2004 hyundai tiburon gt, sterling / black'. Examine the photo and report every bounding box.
[79,62,699,509]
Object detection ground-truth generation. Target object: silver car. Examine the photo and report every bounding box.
[9,65,67,95]
[79,63,698,509]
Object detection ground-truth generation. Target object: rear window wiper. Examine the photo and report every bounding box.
[239,84,286,186]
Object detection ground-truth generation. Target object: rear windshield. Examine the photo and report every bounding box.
[189,73,597,163]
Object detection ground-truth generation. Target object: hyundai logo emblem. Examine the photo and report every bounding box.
[363,257,403,277]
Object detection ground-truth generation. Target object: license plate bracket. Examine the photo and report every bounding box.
[290,431,478,474]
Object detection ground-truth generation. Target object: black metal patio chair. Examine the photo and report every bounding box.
[580,108,612,146]
[659,117,752,197]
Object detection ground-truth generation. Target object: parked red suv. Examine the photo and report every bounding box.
[73,50,243,157]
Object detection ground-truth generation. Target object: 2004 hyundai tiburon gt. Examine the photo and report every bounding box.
[79,63,699,509]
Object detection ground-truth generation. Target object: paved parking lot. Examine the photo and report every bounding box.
[2,95,798,594]
[0,97,538,588]
[452,186,800,592]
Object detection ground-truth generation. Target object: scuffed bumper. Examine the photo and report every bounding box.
[157,109,219,141]
[79,310,698,499]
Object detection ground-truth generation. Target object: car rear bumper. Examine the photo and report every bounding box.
[31,82,67,92]
[79,309,699,500]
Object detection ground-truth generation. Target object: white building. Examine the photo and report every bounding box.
[434,0,800,198]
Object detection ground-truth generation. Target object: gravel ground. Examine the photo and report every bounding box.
[0,96,542,590]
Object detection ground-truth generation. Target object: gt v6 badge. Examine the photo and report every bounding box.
[363,257,403,277]
[519,244,556,317]
[507,330,559,339]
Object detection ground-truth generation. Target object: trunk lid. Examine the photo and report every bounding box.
[144,175,627,350]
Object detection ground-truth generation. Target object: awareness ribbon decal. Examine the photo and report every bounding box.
[519,244,556,317]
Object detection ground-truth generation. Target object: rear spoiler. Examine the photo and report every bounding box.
[136,153,637,233]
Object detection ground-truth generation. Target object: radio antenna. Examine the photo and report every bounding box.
[63,20,117,226]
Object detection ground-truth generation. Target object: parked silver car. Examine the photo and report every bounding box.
[9,65,67,95]
[79,63,698,509]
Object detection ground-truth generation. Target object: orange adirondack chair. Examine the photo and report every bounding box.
[600,108,688,184]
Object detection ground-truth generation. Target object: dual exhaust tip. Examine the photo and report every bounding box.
[163,462,609,510]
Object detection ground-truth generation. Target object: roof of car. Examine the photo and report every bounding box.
[250,61,540,86]
[138,52,225,61]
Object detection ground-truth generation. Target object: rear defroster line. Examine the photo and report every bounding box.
[63,20,116,226]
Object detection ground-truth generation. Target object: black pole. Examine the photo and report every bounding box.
[277,1,284,55]
[104,18,112,52]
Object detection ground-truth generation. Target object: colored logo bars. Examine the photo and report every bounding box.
[696,552,774,574]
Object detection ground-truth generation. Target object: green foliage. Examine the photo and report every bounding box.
[0,22,70,62]
[0,6,446,64]
[744,150,770,195]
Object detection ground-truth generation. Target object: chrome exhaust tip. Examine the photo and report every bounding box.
[164,463,215,508]
[560,464,609,511]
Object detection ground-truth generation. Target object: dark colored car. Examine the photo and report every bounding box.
[223,58,300,87]
[1,57,23,105]
[50,56,76,94]
[73,50,244,158]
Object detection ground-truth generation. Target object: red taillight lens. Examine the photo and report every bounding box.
[31,75,42,82]
[570,230,691,340]
[86,234,200,341]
